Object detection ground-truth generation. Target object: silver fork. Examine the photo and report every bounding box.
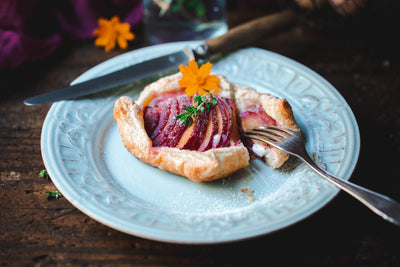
[245,125,400,226]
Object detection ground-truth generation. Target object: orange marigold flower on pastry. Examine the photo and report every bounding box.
[178,60,220,96]
[93,16,135,52]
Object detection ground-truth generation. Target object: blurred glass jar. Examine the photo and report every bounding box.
[143,0,228,44]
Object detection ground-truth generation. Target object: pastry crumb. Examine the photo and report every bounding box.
[240,187,255,202]
[240,177,255,202]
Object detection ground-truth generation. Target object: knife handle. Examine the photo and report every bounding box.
[205,10,298,55]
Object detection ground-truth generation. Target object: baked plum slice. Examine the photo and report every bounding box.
[211,98,228,148]
[239,104,277,131]
[219,97,235,147]
[148,99,171,140]
[181,103,209,150]
[162,95,191,147]
[197,108,218,152]
[143,106,159,136]
[152,97,179,147]
[239,103,279,158]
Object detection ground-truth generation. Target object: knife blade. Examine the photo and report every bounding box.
[24,10,297,106]
[23,48,194,105]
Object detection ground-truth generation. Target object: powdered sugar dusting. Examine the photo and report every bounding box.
[120,159,312,216]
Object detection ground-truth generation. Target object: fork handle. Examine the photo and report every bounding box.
[299,152,400,226]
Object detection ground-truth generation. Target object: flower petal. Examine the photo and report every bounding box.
[201,75,220,93]
[179,64,196,84]
[188,59,199,76]
[116,23,131,33]
[179,78,194,88]
[98,18,109,26]
[117,37,128,49]
[125,32,135,40]
[105,41,116,52]
[185,85,198,96]
[198,62,212,80]
[110,16,120,24]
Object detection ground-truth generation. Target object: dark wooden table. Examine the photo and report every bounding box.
[1,4,400,266]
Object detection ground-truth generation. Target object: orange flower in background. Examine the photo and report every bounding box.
[93,16,135,52]
[178,60,220,96]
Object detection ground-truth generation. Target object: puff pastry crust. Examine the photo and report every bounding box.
[113,72,299,182]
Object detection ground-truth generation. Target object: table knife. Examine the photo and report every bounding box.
[24,11,296,106]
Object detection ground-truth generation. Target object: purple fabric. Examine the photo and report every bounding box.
[0,0,143,68]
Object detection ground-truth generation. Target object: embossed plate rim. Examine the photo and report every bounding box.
[41,41,360,244]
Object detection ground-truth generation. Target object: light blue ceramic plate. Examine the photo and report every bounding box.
[41,41,360,244]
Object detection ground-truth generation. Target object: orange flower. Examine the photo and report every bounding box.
[93,16,135,52]
[178,60,220,96]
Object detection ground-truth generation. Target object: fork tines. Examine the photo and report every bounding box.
[244,126,281,148]
[244,126,298,153]
[245,126,291,140]
[255,125,289,137]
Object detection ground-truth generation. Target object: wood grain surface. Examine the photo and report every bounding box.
[1,3,400,266]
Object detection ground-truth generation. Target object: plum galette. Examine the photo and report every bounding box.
[113,60,299,182]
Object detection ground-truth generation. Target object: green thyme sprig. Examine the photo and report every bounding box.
[39,169,50,180]
[39,169,63,200]
[176,89,217,126]
[47,190,62,200]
